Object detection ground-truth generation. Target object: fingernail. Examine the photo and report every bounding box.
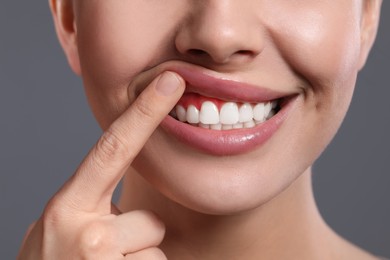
[155,71,181,96]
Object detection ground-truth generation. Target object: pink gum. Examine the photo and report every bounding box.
[177,93,249,110]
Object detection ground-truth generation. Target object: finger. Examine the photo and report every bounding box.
[57,71,185,212]
[113,210,165,254]
[125,247,167,260]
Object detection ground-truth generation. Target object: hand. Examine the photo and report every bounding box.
[18,71,185,259]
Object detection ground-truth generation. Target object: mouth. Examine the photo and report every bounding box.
[157,63,298,155]
[169,93,281,130]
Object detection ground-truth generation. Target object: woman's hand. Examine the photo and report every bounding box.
[18,71,185,259]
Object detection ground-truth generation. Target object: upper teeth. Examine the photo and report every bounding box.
[172,100,278,130]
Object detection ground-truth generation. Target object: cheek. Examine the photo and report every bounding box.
[75,1,185,128]
[268,3,362,96]
[267,4,362,143]
[252,3,364,176]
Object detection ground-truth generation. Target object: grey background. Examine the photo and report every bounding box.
[0,1,389,259]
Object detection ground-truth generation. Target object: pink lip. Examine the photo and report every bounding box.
[158,65,298,156]
[162,63,291,103]
[161,95,296,155]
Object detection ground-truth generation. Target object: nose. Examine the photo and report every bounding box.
[175,1,265,66]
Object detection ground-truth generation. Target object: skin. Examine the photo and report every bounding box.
[19,0,382,259]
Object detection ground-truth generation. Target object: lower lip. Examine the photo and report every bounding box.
[160,96,298,156]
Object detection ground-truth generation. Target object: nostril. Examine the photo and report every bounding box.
[188,49,208,56]
[236,50,252,55]
[235,50,256,58]
[185,49,256,64]
[189,49,252,57]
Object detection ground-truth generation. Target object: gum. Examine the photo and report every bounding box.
[177,93,247,110]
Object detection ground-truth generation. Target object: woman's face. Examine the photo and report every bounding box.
[60,0,379,214]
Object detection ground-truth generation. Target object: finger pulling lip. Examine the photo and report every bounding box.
[132,61,300,155]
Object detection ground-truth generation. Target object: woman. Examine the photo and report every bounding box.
[19,0,384,259]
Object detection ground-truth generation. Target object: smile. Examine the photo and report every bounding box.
[169,93,280,130]
[158,63,298,155]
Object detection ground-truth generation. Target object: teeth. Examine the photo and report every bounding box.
[186,105,200,124]
[210,123,222,130]
[176,105,187,122]
[244,120,256,128]
[222,124,233,130]
[172,99,279,130]
[220,102,239,124]
[264,102,272,117]
[199,123,210,129]
[233,123,244,129]
[239,103,253,123]
[200,101,219,124]
[253,103,265,122]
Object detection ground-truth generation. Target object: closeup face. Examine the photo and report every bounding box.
[52,0,381,214]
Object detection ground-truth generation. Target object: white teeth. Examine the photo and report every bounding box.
[172,99,279,130]
[244,120,256,128]
[264,102,272,117]
[199,123,210,129]
[239,103,253,123]
[233,123,244,129]
[200,101,219,124]
[220,102,239,124]
[186,105,200,124]
[176,105,187,122]
[253,103,265,122]
[222,124,233,130]
[210,123,222,130]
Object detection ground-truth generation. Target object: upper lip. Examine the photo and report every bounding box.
[131,61,296,103]
[160,61,294,103]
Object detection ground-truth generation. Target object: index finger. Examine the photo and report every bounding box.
[56,71,185,213]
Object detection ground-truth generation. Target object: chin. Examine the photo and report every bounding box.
[132,131,311,216]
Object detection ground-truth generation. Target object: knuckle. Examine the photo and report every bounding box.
[95,127,128,164]
[133,95,155,120]
[42,197,66,226]
[78,221,110,255]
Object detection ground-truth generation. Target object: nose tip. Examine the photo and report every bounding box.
[175,2,264,66]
